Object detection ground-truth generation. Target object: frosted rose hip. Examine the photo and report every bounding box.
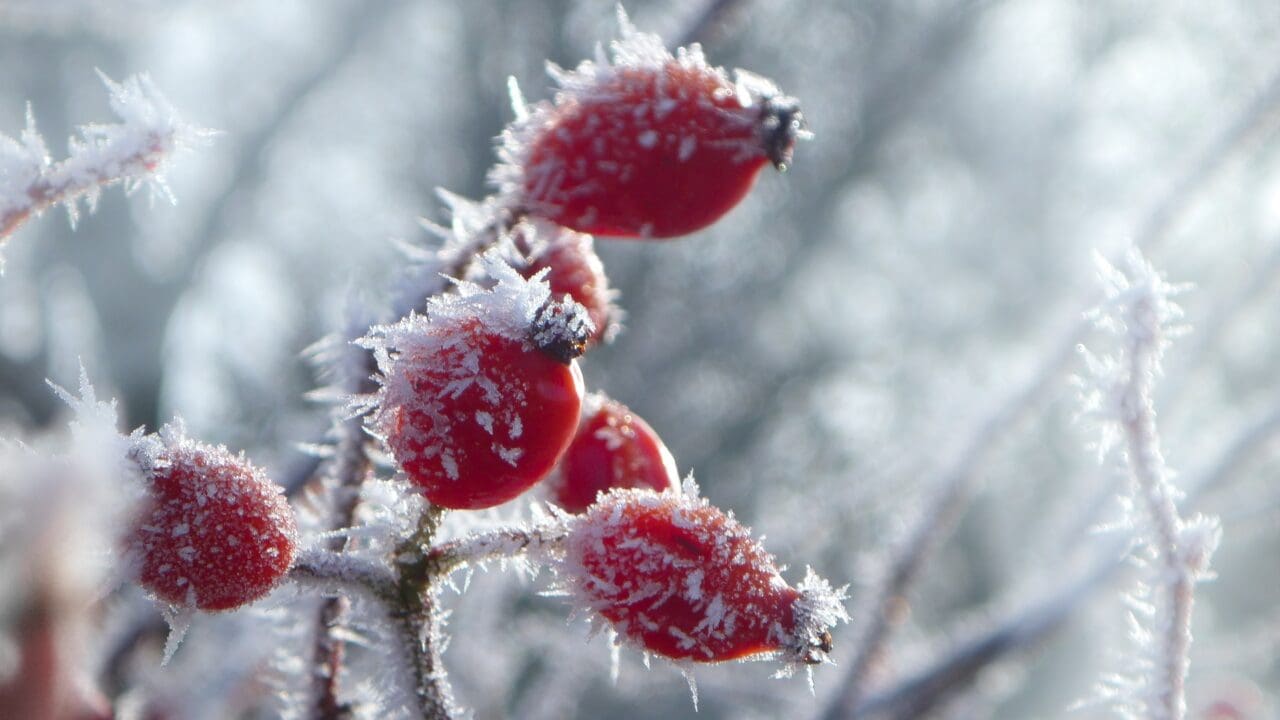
[546,394,678,513]
[513,220,617,345]
[364,254,590,509]
[562,486,846,664]
[493,14,805,239]
[128,429,297,611]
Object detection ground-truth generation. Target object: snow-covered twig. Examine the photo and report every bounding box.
[289,548,398,601]
[0,72,207,259]
[424,518,570,577]
[1084,249,1220,720]
[390,506,456,720]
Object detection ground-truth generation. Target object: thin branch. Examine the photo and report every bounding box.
[0,73,204,247]
[1132,61,1280,252]
[290,548,399,601]
[424,520,569,578]
[390,506,454,720]
[1108,253,1217,720]
[851,554,1121,720]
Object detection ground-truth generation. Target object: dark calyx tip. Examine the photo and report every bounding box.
[801,630,835,665]
[759,94,807,171]
[531,297,593,364]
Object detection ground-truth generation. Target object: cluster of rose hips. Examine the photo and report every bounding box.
[116,11,844,687]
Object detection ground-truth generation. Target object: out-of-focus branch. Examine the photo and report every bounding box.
[818,332,1069,720]
[851,554,1120,720]
[820,54,1280,720]
[674,0,749,49]
[309,412,374,720]
[170,0,402,292]
[1106,253,1216,720]
[825,381,1274,720]
[0,72,204,250]
[1132,63,1280,252]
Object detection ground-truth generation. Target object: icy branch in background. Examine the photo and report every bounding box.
[0,72,209,260]
[1080,248,1221,720]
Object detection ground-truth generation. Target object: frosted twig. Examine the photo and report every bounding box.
[424,519,570,578]
[290,548,398,601]
[1089,251,1219,720]
[390,506,455,720]
[0,72,206,256]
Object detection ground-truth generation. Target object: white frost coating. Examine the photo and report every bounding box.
[678,135,697,162]
[0,72,210,265]
[361,249,550,374]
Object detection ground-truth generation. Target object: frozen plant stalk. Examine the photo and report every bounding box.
[1081,249,1221,720]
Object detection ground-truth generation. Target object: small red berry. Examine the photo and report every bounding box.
[561,485,846,665]
[546,393,678,513]
[512,219,618,345]
[127,426,297,612]
[365,255,589,509]
[493,13,805,239]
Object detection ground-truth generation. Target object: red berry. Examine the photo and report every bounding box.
[561,485,846,665]
[546,394,678,513]
[128,427,297,611]
[366,255,589,509]
[493,15,805,239]
[512,220,617,345]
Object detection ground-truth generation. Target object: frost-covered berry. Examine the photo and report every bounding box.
[512,219,617,345]
[546,393,678,513]
[127,425,297,612]
[493,11,806,239]
[561,484,847,665]
[363,253,589,509]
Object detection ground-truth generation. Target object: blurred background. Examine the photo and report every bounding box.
[2,0,1279,718]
